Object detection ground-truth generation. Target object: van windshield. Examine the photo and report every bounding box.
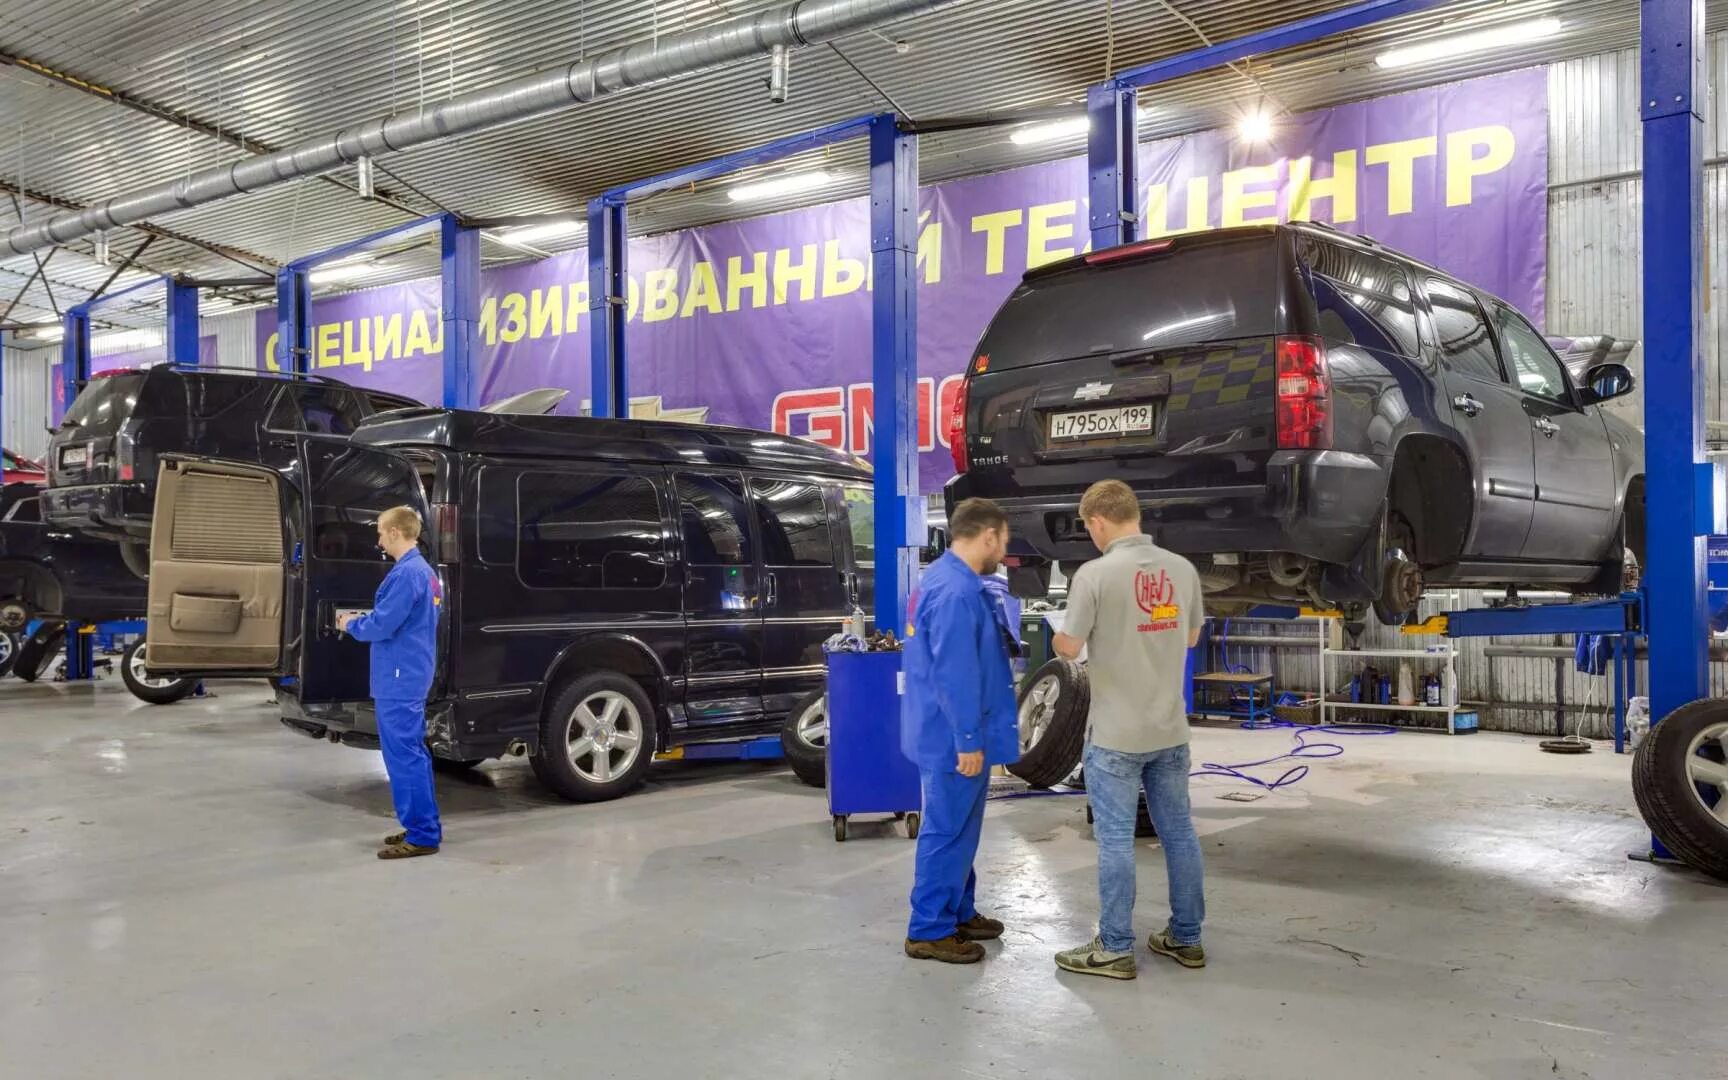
[61,373,144,434]
[975,235,1283,371]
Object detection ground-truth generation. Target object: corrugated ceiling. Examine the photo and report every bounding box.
[0,0,1721,337]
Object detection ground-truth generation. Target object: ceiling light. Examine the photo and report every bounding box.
[1010,116,1090,146]
[92,328,163,350]
[29,326,64,342]
[1237,110,1274,143]
[1375,18,1562,69]
[727,171,834,203]
[308,261,379,285]
[493,220,586,247]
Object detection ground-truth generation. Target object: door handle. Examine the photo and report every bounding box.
[1533,416,1559,438]
[1451,393,1482,418]
[764,572,777,607]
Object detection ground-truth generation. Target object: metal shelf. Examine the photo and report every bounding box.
[1323,648,1455,659]
[1323,701,1457,713]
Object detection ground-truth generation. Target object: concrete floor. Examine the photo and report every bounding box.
[1,675,1723,1080]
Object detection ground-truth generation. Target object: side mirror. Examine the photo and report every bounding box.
[1580,362,1635,406]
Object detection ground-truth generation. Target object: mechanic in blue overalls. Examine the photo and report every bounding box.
[901,497,1021,964]
[336,506,443,860]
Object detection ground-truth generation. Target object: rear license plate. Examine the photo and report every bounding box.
[59,446,87,468]
[1048,405,1154,441]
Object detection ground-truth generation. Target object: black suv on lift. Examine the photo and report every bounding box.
[44,366,420,575]
[139,409,875,803]
[945,224,1644,623]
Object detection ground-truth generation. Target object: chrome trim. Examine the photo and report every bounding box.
[482,620,682,633]
[463,688,535,701]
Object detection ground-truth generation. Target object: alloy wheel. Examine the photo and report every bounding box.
[129,644,180,689]
[794,695,828,750]
[1019,673,1060,752]
[566,689,644,784]
[1684,720,1728,825]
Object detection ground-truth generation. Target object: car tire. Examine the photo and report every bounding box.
[14,621,66,683]
[120,639,197,704]
[1632,698,1728,882]
[0,630,17,678]
[1007,658,1089,789]
[119,541,150,580]
[0,598,29,633]
[530,671,657,802]
[781,689,829,788]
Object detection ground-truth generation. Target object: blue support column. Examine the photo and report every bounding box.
[0,328,5,485]
[587,197,629,418]
[869,115,921,634]
[274,269,311,375]
[163,279,200,366]
[61,308,91,410]
[440,217,481,409]
[1640,0,1709,728]
[64,622,95,682]
[1087,84,1139,250]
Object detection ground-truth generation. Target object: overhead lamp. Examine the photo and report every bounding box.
[727,170,834,203]
[92,328,163,350]
[30,325,65,342]
[494,220,586,247]
[1236,110,1274,144]
[1009,116,1089,146]
[308,260,379,285]
[1375,17,1562,69]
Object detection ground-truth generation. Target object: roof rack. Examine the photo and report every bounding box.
[162,361,349,385]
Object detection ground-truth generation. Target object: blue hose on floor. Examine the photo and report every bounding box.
[1190,720,1399,791]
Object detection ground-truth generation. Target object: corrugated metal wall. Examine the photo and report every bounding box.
[2,347,54,462]
[202,311,258,369]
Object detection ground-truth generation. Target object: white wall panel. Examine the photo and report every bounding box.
[2,347,54,462]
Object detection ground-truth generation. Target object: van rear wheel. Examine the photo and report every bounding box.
[121,639,196,705]
[530,671,657,802]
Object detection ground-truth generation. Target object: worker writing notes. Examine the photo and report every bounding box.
[900,498,1021,965]
[336,506,444,861]
[1052,479,1208,980]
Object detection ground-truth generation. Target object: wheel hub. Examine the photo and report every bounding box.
[1019,676,1060,751]
[1684,720,1728,822]
[1382,553,1424,613]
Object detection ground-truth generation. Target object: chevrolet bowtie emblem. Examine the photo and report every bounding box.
[1073,382,1112,401]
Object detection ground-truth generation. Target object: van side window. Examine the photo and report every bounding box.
[1297,238,1421,359]
[518,471,667,589]
[750,479,832,567]
[1422,278,1506,384]
[266,385,366,435]
[1492,303,1573,403]
[676,473,753,566]
[842,486,874,567]
[4,496,41,523]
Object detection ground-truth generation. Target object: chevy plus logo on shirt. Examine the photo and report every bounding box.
[1133,568,1181,633]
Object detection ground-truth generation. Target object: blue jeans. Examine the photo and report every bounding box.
[907,767,988,941]
[1085,742,1204,953]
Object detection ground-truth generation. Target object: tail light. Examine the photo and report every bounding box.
[1083,238,1173,266]
[1274,336,1332,451]
[116,422,137,481]
[432,502,460,561]
[947,377,970,474]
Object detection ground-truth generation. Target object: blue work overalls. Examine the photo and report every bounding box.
[900,552,1020,942]
[345,547,443,847]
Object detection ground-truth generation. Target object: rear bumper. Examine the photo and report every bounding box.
[948,450,1388,566]
[42,483,150,538]
[277,695,483,759]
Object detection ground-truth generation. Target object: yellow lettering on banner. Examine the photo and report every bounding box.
[1446,125,1515,208]
[263,332,280,372]
[970,209,1022,276]
[478,298,498,346]
[431,316,444,354]
[1147,177,1213,238]
[1288,151,1359,223]
[1184,177,1210,233]
[498,293,528,344]
[342,320,372,371]
[1365,137,1438,216]
[1222,165,1280,228]
[530,286,564,339]
[565,281,589,332]
[773,244,818,305]
[316,323,341,368]
[1026,201,1076,270]
[822,239,866,297]
[405,310,435,357]
[726,253,769,311]
[682,261,724,316]
[916,215,942,285]
[644,269,680,323]
[625,276,641,323]
[375,313,404,362]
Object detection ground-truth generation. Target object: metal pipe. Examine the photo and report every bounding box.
[1482,645,1575,658]
[1201,634,1317,648]
[1,0,956,257]
[769,44,791,103]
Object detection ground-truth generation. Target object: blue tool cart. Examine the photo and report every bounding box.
[824,648,921,842]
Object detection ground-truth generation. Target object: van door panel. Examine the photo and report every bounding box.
[752,477,848,714]
[674,470,765,727]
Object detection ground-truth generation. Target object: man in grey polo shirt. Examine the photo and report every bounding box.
[1051,479,1207,981]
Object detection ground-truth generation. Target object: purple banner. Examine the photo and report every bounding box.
[255,69,1548,492]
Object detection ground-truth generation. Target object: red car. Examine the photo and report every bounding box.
[2,449,45,486]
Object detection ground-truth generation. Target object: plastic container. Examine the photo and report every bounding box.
[1627,696,1651,750]
[1378,675,1392,705]
[1397,661,1416,705]
[1442,665,1458,707]
[1423,674,1441,707]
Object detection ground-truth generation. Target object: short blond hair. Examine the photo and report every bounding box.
[1079,479,1140,525]
[377,505,423,541]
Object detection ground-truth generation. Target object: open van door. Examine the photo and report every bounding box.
[144,457,291,677]
[295,439,430,705]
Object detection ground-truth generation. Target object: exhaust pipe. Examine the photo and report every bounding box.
[507,741,529,758]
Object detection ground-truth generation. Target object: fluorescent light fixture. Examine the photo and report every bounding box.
[29,325,64,342]
[1375,17,1562,69]
[308,260,379,285]
[92,328,163,351]
[1237,110,1274,143]
[493,220,586,247]
[727,170,834,203]
[1010,116,1089,146]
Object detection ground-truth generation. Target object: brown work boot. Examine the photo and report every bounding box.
[384,831,407,846]
[956,913,1004,941]
[904,935,985,964]
[377,840,439,860]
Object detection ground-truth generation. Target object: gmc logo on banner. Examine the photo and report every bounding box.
[771,375,964,455]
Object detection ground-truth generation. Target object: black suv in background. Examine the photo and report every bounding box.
[45,367,420,575]
[0,482,146,631]
[140,409,875,803]
[945,224,1644,622]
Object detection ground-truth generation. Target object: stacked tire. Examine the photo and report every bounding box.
[1007,659,1089,789]
[1631,699,1728,881]
[13,620,66,682]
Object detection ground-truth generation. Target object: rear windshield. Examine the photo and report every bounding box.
[975,235,1283,371]
[61,373,144,433]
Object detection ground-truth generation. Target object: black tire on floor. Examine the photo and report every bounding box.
[780,689,828,788]
[120,639,197,705]
[1632,698,1728,881]
[431,757,487,775]
[14,621,66,683]
[529,670,657,803]
[0,629,18,678]
[1007,658,1089,789]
